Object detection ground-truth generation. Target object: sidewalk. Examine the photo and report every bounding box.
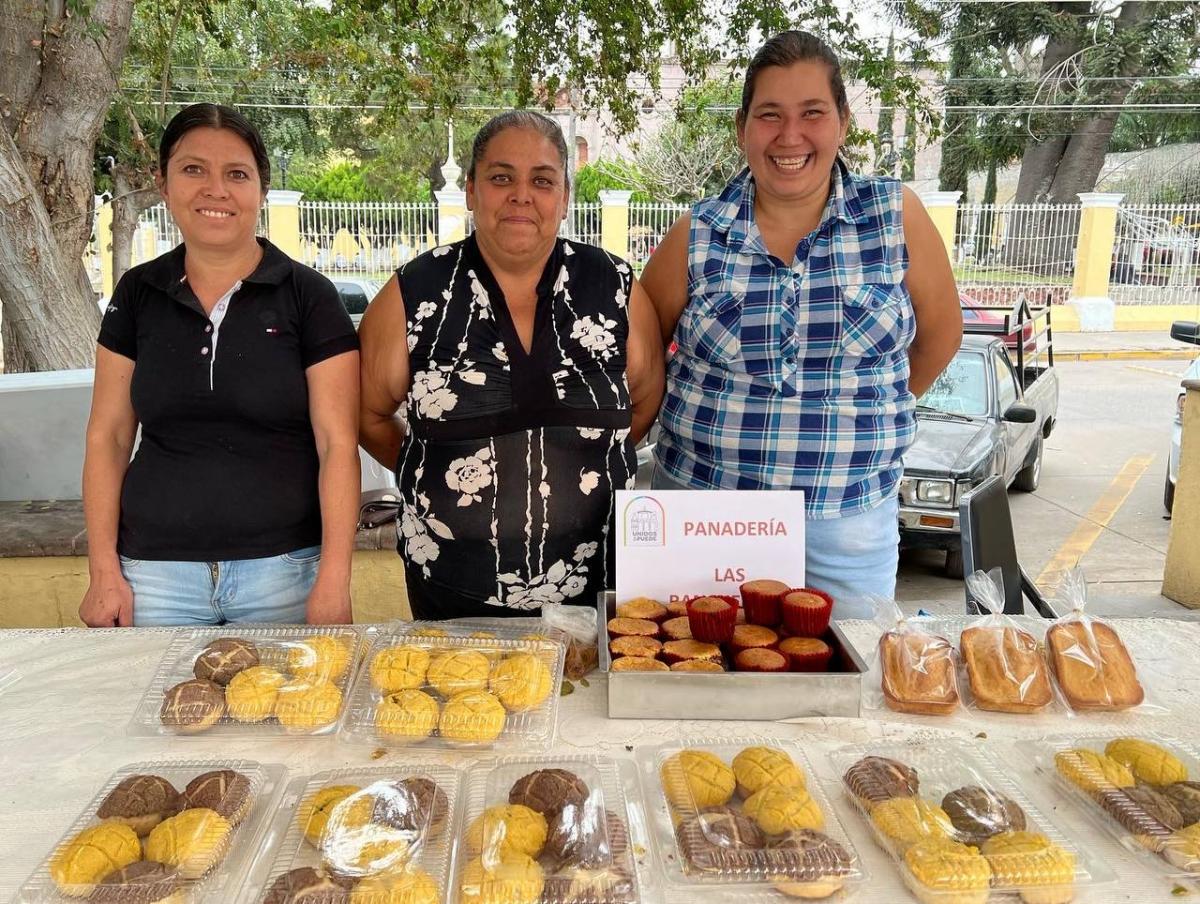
[1052,330,1199,362]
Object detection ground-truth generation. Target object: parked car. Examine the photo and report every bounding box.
[325,275,382,323]
[959,292,1037,353]
[1166,321,1200,513]
[900,308,1059,577]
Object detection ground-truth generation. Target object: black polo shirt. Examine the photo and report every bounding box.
[98,239,359,561]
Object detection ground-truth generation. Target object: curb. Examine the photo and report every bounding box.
[1055,350,1198,362]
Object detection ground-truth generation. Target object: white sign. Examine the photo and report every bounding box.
[615,490,806,605]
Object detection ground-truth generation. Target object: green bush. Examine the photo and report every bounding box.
[573,162,650,203]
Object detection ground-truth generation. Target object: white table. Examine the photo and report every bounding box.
[0,620,1194,903]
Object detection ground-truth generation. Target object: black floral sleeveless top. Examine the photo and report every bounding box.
[395,234,637,613]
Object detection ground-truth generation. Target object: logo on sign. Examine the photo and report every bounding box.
[624,496,665,547]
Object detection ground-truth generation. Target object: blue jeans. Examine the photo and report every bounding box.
[121,546,321,626]
[651,465,897,617]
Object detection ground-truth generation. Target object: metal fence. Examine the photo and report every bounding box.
[629,201,688,271]
[1113,204,1200,305]
[298,201,438,277]
[952,203,1078,306]
[131,204,268,268]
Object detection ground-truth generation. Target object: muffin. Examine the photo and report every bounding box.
[941,786,1027,846]
[660,749,736,810]
[181,769,252,825]
[610,656,668,672]
[734,648,789,673]
[369,644,432,693]
[96,774,181,837]
[733,746,806,799]
[660,617,693,641]
[144,808,232,880]
[605,617,659,640]
[1054,748,1135,796]
[615,597,668,623]
[298,784,361,847]
[49,823,141,896]
[159,678,225,734]
[743,786,824,835]
[287,635,352,683]
[777,637,833,672]
[981,831,1076,904]
[458,855,544,904]
[686,596,739,643]
[667,600,689,618]
[466,804,549,859]
[739,579,790,625]
[843,756,920,808]
[509,769,590,818]
[427,650,492,697]
[608,636,661,659]
[225,665,287,723]
[350,868,439,904]
[904,837,992,904]
[870,798,953,849]
[274,680,343,732]
[376,689,440,740]
[89,861,186,904]
[728,624,780,655]
[780,589,833,637]
[193,637,259,685]
[439,689,507,744]
[670,659,725,672]
[489,652,553,712]
[265,867,353,904]
[1105,737,1188,786]
[661,640,722,665]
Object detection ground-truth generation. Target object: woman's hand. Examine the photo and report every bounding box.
[79,567,134,627]
[305,578,353,625]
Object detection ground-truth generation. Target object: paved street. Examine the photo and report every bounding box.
[900,357,1198,617]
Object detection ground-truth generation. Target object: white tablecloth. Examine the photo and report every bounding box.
[0,620,1194,903]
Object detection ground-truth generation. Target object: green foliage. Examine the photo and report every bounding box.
[574,163,651,202]
[289,161,382,201]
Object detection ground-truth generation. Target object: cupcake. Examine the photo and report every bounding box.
[686,596,739,643]
[662,617,693,641]
[781,589,833,637]
[608,635,662,659]
[671,659,725,672]
[662,640,723,665]
[740,579,790,625]
[606,617,659,640]
[729,624,779,655]
[616,597,668,623]
[667,600,690,618]
[778,637,833,672]
[611,656,669,672]
[734,648,789,673]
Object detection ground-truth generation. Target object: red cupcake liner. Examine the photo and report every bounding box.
[778,638,834,672]
[733,648,789,673]
[781,588,834,637]
[739,582,788,626]
[685,596,739,644]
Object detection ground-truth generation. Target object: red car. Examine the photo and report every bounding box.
[959,293,1038,353]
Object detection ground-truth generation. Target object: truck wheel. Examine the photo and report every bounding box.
[944,548,964,579]
[1165,467,1176,514]
[1013,434,1043,492]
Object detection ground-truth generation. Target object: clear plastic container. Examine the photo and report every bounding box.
[450,755,642,904]
[340,623,564,751]
[636,737,866,902]
[831,741,1114,904]
[12,757,287,904]
[1032,732,1200,885]
[129,626,365,738]
[237,764,463,903]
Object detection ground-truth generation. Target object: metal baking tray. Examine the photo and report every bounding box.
[597,592,865,720]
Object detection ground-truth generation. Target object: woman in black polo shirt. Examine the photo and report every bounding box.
[79,104,361,627]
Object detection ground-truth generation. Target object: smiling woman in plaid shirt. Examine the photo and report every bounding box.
[640,31,963,605]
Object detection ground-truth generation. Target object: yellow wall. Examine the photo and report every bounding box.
[1164,385,1200,607]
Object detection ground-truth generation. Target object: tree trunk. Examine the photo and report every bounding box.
[111,166,160,287]
[0,0,136,372]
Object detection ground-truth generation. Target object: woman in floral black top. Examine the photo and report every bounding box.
[359,112,664,619]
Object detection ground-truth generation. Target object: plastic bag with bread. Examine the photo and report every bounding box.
[869,597,960,716]
[1047,569,1144,711]
[960,569,1054,714]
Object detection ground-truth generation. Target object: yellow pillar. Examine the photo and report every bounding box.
[918,190,961,260]
[436,189,467,244]
[1069,192,1123,331]
[1164,377,1200,607]
[97,200,114,299]
[137,222,156,264]
[599,189,633,258]
[266,189,304,259]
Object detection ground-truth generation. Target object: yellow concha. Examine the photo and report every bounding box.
[49,822,141,897]
[298,784,361,846]
[981,831,1076,889]
[742,785,825,835]
[288,634,352,682]
[439,690,507,743]
[660,749,736,810]
[274,679,343,731]
[1105,738,1188,786]
[489,653,553,712]
[906,837,992,893]
[1054,748,1135,794]
[732,746,806,797]
[224,666,287,722]
[376,689,440,740]
[370,645,431,693]
[459,854,545,904]
[144,807,232,880]
[871,798,954,847]
[427,650,492,697]
[465,804,548,859]
[351,867,440,904]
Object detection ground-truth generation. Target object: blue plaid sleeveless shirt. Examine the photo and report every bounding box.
[656,163,917,518]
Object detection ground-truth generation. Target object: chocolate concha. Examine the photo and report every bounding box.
[1162,781,1200,826]
[764,829,854,881]
[263,866,354,904]
[193,637,259,685]
[941,785,1027,845]
[181,769,251,822]
[159,678,225,732]
[1096,786,1182,846]
[541,865,637,904]
[97,776,181,821]
[546,806,630,870]
[509,769,591,817]
[842,756,919,807]
[676,807,767,874]
[89,861,181,904]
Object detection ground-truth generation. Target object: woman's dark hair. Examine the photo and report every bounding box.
[738,31,850,124]
[467,111,570,189]
[159,103,271,192]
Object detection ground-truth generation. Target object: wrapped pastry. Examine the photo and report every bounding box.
[961,570,1053,714]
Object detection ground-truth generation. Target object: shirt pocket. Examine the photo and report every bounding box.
[840,281,913,359]
[680,289,743,366]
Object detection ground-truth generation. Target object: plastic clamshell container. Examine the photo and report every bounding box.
[12,758,287,904]
[340,622,565,751]
[129,626,365,738]
[832,740,1114,904]
[1032,732,1200,883]
[636,736,866,902]
[236,764,463,903]
[599,593,866,720]
[450,755,643,904]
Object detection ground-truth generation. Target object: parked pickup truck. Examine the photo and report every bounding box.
[900,303,1059,577]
